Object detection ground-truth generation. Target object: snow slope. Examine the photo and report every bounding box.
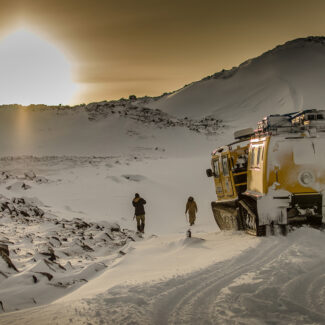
[149,37,325,126]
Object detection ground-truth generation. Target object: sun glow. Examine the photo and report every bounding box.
[0,29,77,105]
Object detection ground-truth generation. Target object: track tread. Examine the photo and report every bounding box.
[239,197,266,236]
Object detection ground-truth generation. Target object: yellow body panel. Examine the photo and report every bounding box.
[212,134,325,201]
[265,136,325,195]
[246,134,325,195]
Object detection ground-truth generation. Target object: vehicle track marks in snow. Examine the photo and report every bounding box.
[153,235,286,325]
[84,227,325,325]
[1,227,325,325]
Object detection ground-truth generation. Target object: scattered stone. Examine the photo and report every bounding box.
[34,176,49,184]
[0,250,19,272]
[0,270,8,278]
[121,174,146,182]
[105,233,113,240]
[6,182,31,191]
[24,171,36,180]
[110,224,120,232]
[36,272,53,281]
[81,243,94,252]
[0,243,9,256]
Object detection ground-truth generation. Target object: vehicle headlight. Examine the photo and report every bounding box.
[299,171,315,186]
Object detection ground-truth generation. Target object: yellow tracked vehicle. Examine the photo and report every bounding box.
[206,110,325,236]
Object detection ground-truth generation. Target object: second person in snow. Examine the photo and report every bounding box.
[185,196,198,226]
[132,193,146,233]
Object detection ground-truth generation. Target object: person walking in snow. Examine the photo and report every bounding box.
[132,193,146,233]
[185,196,197,226]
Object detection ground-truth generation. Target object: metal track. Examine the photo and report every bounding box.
[238,199,266,236]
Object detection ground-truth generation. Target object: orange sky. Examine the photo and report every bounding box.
[1,0,325,104]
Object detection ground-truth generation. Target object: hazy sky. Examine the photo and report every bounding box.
[1,0,325,104]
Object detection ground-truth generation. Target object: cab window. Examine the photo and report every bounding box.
[222,156,229,176]
[249,147,256,168]
[260,147,264,166]
[213,159,220,178]
[250,145,264,168]
[256,147,262,166]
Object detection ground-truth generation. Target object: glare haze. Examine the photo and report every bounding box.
[0,29,76,105]
[1,0,325,104]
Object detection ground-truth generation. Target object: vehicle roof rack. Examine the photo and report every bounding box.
[257,109,325,134]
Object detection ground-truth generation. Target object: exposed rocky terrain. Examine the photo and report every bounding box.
[0,100,223,136]
[82,99,222,135]
[0,194,141,312]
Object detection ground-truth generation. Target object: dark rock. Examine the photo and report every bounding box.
[110,225,120,232]
[81,243,94,252]
[0,250,19,272]
[0,270,8,278]
[0,243,9,256]
[105,232,113,240]
[36,272,53,281]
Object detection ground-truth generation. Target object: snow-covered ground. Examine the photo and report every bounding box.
[1,228,325,325]
[1,37,325,324]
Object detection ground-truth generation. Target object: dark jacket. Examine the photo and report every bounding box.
[132,197,146,216]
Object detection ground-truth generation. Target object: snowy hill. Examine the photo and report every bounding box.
[149,37,325,125]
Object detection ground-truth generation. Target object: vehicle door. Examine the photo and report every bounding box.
[221,154,234,197]
[212,157,224,198]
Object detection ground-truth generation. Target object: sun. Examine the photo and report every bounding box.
[0,29,77,106]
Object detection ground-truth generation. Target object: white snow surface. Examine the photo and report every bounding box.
[2,228,325,325]
[1,37,325,324]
